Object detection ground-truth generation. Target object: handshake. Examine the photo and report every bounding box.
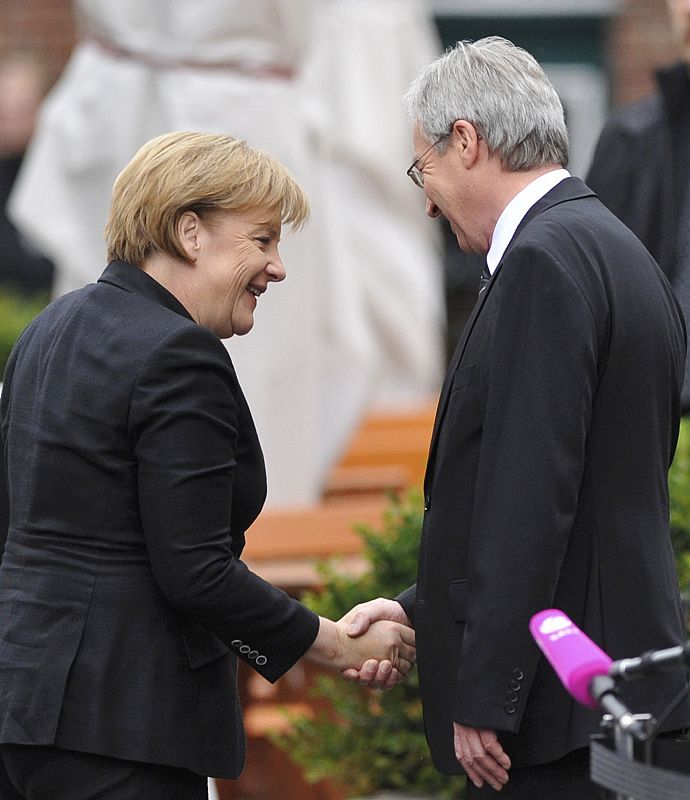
[306,598,415,690]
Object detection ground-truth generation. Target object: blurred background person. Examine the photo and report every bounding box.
[587,0,690,411]
[6,0,445,507]
[0,53,54,297]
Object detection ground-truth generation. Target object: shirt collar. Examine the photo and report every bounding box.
[486,168,570,274]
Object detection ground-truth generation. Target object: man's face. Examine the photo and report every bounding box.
[411,124,487,256]
[667,0,690,64]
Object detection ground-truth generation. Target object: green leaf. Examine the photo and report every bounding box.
[271,489,466,798]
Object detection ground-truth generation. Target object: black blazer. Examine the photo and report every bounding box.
[586,62,690,286]
[0,261,319,778]
[586,62,690,413]
[398,178,690,772]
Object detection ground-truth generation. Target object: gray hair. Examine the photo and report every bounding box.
[405,37,569,171]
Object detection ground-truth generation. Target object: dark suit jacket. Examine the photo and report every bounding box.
[397,178,690,773]
[586,62,690,285]
[0,260,319,778]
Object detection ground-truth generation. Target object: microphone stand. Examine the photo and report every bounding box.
[590,674,656,800]
[588,653,690,800]
[609,643,690,682]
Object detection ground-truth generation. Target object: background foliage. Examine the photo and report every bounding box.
[670,418,690,599]
[272,489,466,799]
[0,289,47,376]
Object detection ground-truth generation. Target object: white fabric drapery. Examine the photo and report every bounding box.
[9,0,444,505]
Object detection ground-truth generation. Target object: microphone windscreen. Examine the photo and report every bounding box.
[530,609,611,708]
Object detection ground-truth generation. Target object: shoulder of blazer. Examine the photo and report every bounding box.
[97,260,195,323]
[507,177,596,249]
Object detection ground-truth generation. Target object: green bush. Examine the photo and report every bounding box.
[0,289,48,376]
[271,489,466,799]
[670,418,690,597]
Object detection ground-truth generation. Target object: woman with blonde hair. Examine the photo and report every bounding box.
[0,131,414,800]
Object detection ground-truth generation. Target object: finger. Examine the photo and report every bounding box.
[481,732,511,769]
[365,660,394,689]
[339,662,389,686]
[357,659,382,682]
[466,738,509,791]
[400,626,416,646]
[398,642,416,664]
[381,667,402,690]
[346,611,372,637]
[394,656,413,676]
[455,727,502,791]
[342,660,394,689]
[457,754,485,790]
[458,749,509,792]
[339,659,379,684]
[470,757,509,792]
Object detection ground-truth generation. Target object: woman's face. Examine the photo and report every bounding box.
[192,207,285,338]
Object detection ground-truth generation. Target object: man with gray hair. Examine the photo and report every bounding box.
[345,36,690,797]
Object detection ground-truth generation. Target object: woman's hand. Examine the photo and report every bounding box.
[339,598,414,688]
[305,616,415,688]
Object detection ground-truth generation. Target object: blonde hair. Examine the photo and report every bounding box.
[105,131,310,265]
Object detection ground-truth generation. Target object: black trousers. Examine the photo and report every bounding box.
[0,745,208,800]
[466,747,600,800]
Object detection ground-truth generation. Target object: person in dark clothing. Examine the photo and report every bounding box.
[345,36,690,799]
[587,0,690,410]
[0,131,415,800]
[0,54,54,297]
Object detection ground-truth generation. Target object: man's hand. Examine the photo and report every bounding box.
[454,723,511,791]
[338,598,413,689]
[306,615,415,686]
[341,598,411,636]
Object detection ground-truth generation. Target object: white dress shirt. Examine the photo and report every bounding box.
[486,168,570,275]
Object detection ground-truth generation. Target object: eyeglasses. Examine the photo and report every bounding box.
[406,132,451,188]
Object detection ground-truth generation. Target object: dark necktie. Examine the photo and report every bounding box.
[478,261,491,296]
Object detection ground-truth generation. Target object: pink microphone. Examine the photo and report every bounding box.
[529,609,612,708]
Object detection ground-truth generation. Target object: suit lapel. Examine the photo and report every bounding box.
[423,277,495,492]
[423,177,596,492]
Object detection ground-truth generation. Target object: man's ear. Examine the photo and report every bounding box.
[177,211,202,262]
[452,119,482,167]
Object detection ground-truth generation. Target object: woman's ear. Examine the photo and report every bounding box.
[177,211,202,262]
